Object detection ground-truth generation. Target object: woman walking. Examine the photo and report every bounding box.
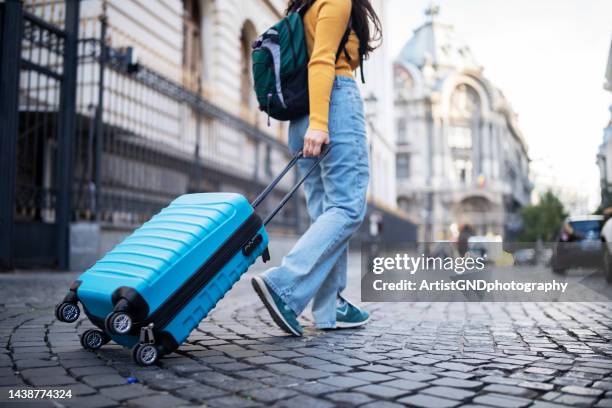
[252,0,382,335]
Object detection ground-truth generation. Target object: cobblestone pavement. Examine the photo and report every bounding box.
[1,257,612,408]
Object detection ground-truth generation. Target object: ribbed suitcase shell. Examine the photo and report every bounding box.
[76,192,268,348]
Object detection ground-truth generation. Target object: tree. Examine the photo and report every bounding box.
[519,191,567,242]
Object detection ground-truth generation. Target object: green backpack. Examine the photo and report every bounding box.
[251,1,363,125]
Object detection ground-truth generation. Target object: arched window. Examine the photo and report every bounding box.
[182,0,203,92]
[448,84,480,184]
[240,21,258,112]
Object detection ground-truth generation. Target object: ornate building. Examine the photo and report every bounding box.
[393,7,531,241]
[597,39,612,209]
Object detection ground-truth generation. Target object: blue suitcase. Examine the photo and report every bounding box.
[55,148,329,365]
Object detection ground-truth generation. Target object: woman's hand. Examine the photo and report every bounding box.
[303,129,330,157]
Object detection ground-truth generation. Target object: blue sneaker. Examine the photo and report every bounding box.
[336,298,370,328]
[252,276,303,336]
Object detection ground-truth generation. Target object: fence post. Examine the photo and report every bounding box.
[56,0,80,269]
[0,1,23,270]
[94,13,107,221]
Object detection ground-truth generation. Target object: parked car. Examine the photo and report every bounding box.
[551,215,604,274]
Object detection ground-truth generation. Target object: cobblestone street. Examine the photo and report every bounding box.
[1,256,612,408]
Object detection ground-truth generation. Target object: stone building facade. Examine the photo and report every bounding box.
[393,9,531,241]
[598,39,612,208]
[8,0,414,269]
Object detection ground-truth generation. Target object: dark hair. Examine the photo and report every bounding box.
[286,0,382,58]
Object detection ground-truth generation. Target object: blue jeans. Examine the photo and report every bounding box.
[263,76,369,328]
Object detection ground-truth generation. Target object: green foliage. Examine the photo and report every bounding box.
[519,190,567,242]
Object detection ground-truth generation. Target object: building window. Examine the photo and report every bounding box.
[397,118,408,145]
[453,158,473,184]
[397,153,410,179]
[448,126,472,149]
[182,0,203,92]
[240,21,257,111]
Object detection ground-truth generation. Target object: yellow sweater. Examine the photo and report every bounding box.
[303,0,360,133]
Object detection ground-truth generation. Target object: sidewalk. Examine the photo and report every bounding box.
[1,256,612,407]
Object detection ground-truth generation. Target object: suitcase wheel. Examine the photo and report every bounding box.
[80,329,110,351]
[132,343,159,366]
[105,312,133,335]
[55,302,80,323]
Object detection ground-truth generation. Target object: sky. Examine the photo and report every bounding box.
[386,0,612,213]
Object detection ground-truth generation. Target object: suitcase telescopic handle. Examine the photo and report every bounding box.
[252,145,332,226]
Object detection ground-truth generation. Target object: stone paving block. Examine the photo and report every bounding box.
[236,369,277,379]
[0,375,24,386]
[68,365,118,378]
[126,393,190,408]
[346,371,395,382]
[244,355,283,365]
[20,366,68,378]
[240,386,298,403]
[210,362,253,372]
[360,401,405,408]
[551,376,592,387]
[63,394,119,408]
[435,362,477,372]
[421,385,476,401]
[297,381,340,396]
[318,375,368,388]
[390,370,437,382]
[275,394,334,408]
[15,359,59,369]
[398,394,460,408]
[550,393,597,407]
[28,375,79,386]
[438,370,477,380]
[380,378,428,392]
[327,391,373,405]
[560,385,604,396]
[517,381,555,391]
[596,399,612,408]
[316,363,351,373]
[594,381,612,391]
[82,374,128,388]
[60,358,106,369]
[483,384,538,398]
[174,384,228,401]
[285,368,331,380]
[353,383,410,398]
[431,377,483,389]
[472,393,532,408]
[99,384,157,401]
[360,364,400,373]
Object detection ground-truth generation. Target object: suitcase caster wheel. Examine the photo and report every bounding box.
[55,302,80,323]
[80,329,109,351]
[105,312,133,335]
[132,343,159,366]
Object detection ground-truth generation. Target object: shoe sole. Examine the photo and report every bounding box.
[251,277,302,337]
[335,315,371,329]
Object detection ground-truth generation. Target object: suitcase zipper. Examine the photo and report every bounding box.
[143,213,263,330]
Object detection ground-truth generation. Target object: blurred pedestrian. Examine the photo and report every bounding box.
[457,224,474,257]
[252,0,382,335]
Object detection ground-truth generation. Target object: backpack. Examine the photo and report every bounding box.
[251,1,364,125]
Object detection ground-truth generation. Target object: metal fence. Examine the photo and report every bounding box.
[1,1,302,270]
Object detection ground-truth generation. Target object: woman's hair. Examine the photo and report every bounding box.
[286,0,382,57]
